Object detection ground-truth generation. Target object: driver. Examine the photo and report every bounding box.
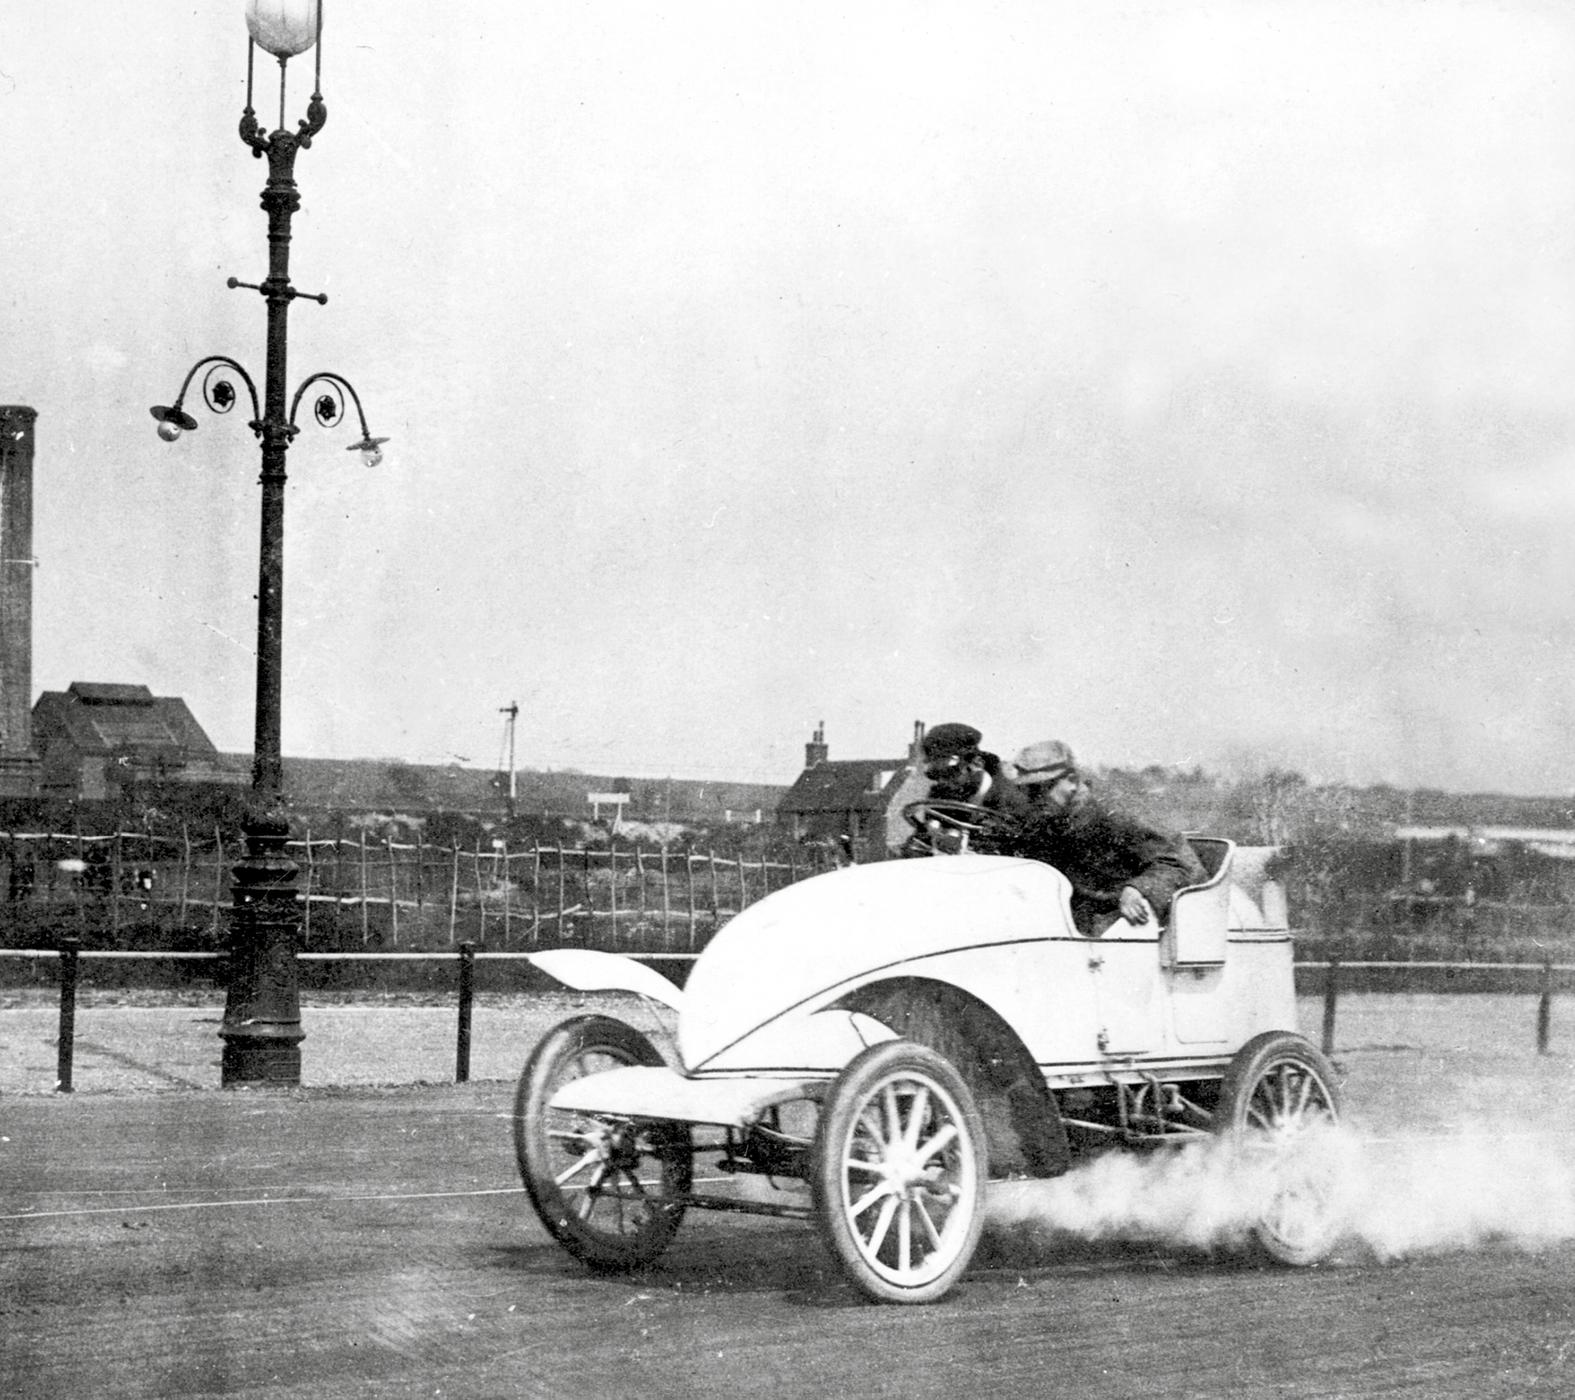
[1006,739,1205,936]
[902,723,1029,856]
[919,723,1029,818]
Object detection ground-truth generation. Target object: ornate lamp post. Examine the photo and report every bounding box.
[151,2,386,1086]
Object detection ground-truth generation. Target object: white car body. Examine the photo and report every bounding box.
[535,840,1294,1125]
[516,836,1343,1303]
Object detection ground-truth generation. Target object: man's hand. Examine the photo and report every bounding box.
[1118,886,1151,924]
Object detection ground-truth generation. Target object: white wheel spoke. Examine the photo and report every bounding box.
[849,1179,896,1219]
[855,1107,885,1153]
[554,1147,603,1187]
[1274,1066,1296,1118]
[915,1121,959,1167]
[844,1156,885,1176]
[912,1194,944,1250]
[902,1085,931,1149]
[882,1084,901,1145]
[574,1165,612,1219]
[1290,1073,1314,1119]
[898,1199,913,1273]
[864,1194,900,1257]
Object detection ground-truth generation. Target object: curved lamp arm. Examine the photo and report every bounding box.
[150,356,263,441]
[288,371,389,467]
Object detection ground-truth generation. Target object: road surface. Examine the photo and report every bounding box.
[5,1078,1573,1400]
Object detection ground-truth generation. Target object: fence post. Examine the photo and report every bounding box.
[659,844,671,952]
[500,839,511,948]
[1320,957,1340,1058]
[1537,956,1553,1055]
[56,937,80,1093]
[685,845,697,950]
[455,941,476,1083]
[387,835,400,948]
[635,845,647,937]
[531,843,542,944]
[557,844,567,935]
[302,826,314,946]
[708,850,721,930]
[414,831,426,927]
[359,831,371,945]
[475,837,487,944]
[608,840,619,948]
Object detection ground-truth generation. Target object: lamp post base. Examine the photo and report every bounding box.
[221,1034,303,1085]
[219,805,304,1087]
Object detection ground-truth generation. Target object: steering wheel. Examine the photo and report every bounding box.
[901,800,1018,855]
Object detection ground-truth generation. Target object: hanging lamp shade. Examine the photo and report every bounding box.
[245,0,322,59]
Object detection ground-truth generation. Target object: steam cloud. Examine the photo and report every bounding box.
[986,1125,1575,1263]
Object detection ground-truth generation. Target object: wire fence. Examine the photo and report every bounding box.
[7,825,1575,969]
[0,826,839,953]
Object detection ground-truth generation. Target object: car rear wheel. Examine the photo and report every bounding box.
[1215,1031,1345,1265]
[811,1040,987,1304]
[513,1014,692,1271]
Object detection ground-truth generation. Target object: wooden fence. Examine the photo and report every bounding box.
[8,826,1572,963]
[0,827,838,952]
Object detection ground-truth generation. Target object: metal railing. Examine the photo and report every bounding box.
[5,944,1567,1096]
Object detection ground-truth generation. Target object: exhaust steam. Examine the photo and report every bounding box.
[985,1124,1575,1263]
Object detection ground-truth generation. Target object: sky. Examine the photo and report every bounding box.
[2,1,1573,794]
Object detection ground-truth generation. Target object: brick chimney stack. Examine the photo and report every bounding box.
[805,720,829,768]
[0,406,41,796]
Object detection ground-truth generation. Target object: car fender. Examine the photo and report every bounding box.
[526,948,686,1014]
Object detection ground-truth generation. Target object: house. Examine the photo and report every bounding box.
[775,721,929,861]
[31,681,243,800]
[25,680,791,825]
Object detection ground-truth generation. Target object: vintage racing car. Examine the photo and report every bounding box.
[512,803,1343,1304]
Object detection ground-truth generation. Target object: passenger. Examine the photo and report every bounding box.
[1007,739,1206,937]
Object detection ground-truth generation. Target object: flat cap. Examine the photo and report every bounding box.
[1012,739,1077,785]
[921,722,983,759]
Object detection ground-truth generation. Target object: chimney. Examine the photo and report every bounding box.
[0,406,40,797]
[910,720,925,763]
[805,721,828,769]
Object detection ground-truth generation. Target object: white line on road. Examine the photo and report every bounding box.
[2,1185,529,1222]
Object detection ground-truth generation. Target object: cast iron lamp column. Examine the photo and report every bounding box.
[151,2,386,1085]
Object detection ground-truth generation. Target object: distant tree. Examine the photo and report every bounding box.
[1221,768,1309,844]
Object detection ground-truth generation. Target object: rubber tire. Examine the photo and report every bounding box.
[1215,1030,1344,1265]
[513,1014,691,1271]
[811,1039,988,1304]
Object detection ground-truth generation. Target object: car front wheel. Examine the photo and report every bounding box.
[513,1014,692,1271]
[811,1039,987,1304]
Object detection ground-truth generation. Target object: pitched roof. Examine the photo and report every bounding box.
[33,682,219,758]
[778,758,912,814]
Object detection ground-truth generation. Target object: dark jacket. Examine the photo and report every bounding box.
[976,754,1031,822]
[1008,795,1206,935]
